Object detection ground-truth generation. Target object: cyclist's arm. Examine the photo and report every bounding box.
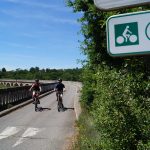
[29,84,34,91]
[54,84,58,91]
[128,30,132,34]
[54,87,57,91]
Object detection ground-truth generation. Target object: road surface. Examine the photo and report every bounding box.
[0,82,81,150]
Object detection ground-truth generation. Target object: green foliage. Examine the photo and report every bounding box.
[2,68,6,72]
[0,67,82,81]
[73,110,102,150]
[66,0,150,149]
[0,84,6,89]
[91,65,150,149]
[80,66,96,107]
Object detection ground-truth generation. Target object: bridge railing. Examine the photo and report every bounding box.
[0,82,57,107]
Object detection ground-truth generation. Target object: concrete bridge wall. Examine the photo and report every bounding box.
[0,80,33,87]
[0,80,55,87]
[0,82,57,107]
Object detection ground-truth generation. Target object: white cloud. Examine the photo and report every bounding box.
[51,17,78,25]
[0,8,79,26]
[1,41,36,49]
[2,0,70,12]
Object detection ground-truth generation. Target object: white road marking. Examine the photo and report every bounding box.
[73,83,82,120]
[0,127,20,140]
[13,127,41,147]
[74,86,78,120]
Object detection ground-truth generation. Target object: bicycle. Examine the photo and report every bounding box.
[116,34,137,44]
[57,91,64,112]
[33,91,40,112]
[116,25,138,44]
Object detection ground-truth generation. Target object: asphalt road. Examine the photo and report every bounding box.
[0,82,80,150]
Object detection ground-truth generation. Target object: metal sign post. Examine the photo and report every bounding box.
[94,0,150,11]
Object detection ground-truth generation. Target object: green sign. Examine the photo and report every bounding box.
[115,22,139,47]
[106,10,150,57]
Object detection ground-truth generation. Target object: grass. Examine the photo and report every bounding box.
[0,84,6,89]
[72,109,102,150]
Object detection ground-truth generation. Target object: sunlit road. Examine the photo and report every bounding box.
[0,82,80,150]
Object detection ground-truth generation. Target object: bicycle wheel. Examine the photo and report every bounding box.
[57,96,61,112]
[35,98,38,111]
[116,36,124,44]
[129,35,137,43]
[61,103,64,111]
[58,95,64,112]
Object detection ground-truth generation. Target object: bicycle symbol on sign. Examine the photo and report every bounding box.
[115,22,139,47]
[116,26,138,44]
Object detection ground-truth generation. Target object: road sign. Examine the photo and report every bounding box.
[106,10,150,57]
[94,0,150,11]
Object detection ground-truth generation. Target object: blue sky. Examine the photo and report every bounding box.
[0,0,84,71]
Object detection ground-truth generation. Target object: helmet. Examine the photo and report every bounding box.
[35,79,39,82]
[58,79,62,82]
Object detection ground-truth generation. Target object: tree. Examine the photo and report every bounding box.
[2,68,6,72]
[66,0,150,149]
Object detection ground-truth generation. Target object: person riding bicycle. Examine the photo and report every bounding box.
[122,26,132,42]
[29,79,42,104]
[55,79,65,101]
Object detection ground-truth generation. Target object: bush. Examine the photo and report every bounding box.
[90,65,150,149]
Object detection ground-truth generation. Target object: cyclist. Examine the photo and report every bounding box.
[29,79,42,104]
[122,26,132,42]
[55,79,65,101]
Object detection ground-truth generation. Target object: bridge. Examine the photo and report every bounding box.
[0,80,82,150]
[0,79,54,87]
[0,79,57,110]
[0,79,33,87]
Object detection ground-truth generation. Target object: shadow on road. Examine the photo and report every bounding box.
[63,107,74,111]
[37,107,51,112]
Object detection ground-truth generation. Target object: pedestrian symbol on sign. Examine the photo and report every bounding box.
[115,22,139,47]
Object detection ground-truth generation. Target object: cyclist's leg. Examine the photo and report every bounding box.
[37,96,40,104]
[59,94,64,109]
[125,34,130,42]
[57,94,61,111]
[61,91,64,108]
[32,91,35,98]
[61,99,64,109]
[32,91,36,104]
[35,97,38,111]
[36,91,40,104]
[56,91,58,101]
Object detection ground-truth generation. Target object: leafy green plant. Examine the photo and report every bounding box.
[66,0,150,149]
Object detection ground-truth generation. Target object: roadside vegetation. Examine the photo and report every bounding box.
[0,67,82,81]
[0,84,6,89]
[66,0,150,149]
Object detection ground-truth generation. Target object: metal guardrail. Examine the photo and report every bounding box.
[0,83,57,106]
